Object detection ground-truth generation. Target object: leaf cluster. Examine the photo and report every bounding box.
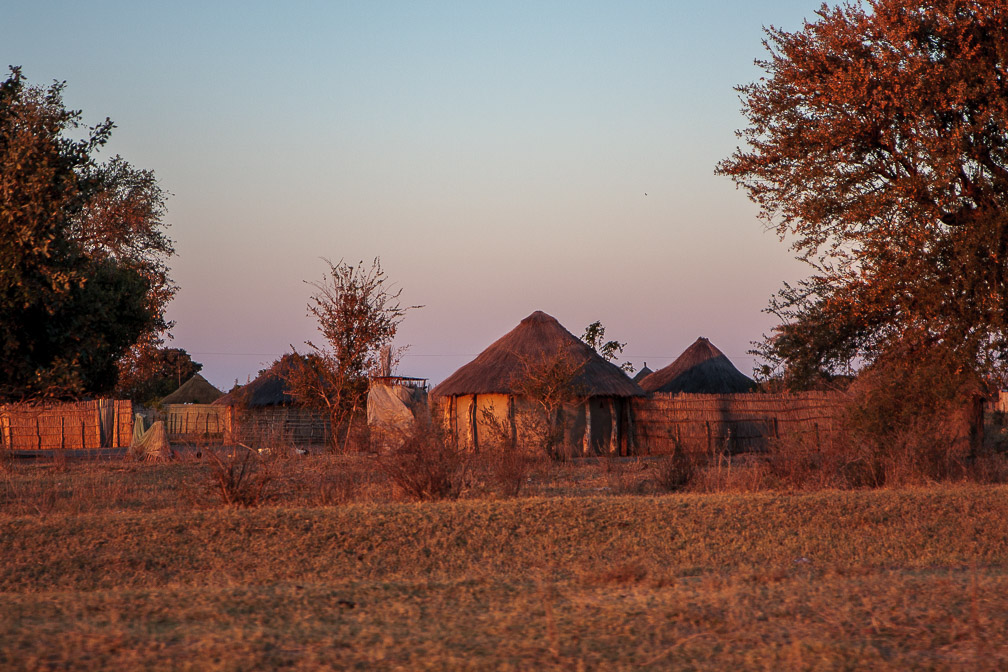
[581,321,634,373]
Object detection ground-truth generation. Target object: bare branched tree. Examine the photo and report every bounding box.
[287,258,418,451]
[511,344,588,460]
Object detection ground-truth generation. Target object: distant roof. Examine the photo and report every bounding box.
[639,337,755,394]
[631,364,653,383]
[431,311,644,398]
[160,373,223,405]
[213,354,302,407]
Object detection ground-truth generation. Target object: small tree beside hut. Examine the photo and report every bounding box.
[512,343,588,460]
[287,258,417,451]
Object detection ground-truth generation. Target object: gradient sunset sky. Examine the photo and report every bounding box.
[4,1,824,390]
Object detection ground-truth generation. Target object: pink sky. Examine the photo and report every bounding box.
[4,1,820,390]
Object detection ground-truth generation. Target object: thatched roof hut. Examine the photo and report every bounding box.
[213,354,303,407]
[639,337,755,394]
[160,373,223,405]
[632,363,653,384]
[432,311,643,456]
[212,354,333,446]
[432,311,643,399]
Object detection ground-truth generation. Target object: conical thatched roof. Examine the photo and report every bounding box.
[632,363,653,383]
[431,311,644,398]
[213,354,302,407]
[160,373,223,405]
[639,337,755,394]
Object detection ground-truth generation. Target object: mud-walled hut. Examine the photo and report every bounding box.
[638,337,755,394]
[431,311,644,456]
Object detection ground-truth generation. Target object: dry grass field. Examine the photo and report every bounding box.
[3,455,1008,670]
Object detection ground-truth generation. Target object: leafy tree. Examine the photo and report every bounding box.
[716,1,1008,389]
[0,67,174,399]
[115,347,202,404]
[581,321,634,373]
[287,258,417,450]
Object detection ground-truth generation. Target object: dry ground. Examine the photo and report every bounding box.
[2,456,1008,670]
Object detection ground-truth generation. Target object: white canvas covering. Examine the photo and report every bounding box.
[367,382,429,451]
[128,419,173,461]
[367,384,417,434]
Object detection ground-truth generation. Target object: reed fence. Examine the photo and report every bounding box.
[0,400,133,451]
[160,404,228,442]
[226,407,333,448]
[631,391,846,455]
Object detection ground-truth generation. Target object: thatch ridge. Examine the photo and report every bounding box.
[431,311,644,398]
[160,373,223,405]
[638,337,755,394]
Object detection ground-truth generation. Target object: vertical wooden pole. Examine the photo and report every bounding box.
[36,417,41,450]
[469,395,478,451]
[626,400,635,455]
[508,396,516,447]
[609,398,618,456]
[583,400,592,457]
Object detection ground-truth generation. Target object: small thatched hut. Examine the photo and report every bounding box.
[160,373,223,405]
[632,363,653,384]
[638,337,755,394]
[213,354,331,446]
[431,311,644,456]
[214,354,303,408]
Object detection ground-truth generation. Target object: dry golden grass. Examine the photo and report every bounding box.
[3,457,1008,669]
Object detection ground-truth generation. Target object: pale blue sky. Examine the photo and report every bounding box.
[4,1,824,389]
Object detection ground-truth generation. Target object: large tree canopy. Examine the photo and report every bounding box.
[717,0,1008,386]
[0,67,174,399]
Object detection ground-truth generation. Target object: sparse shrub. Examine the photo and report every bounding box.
[295,457,363,505]
[765,431,847,490]
[842,342,983,486]
[475,405,532,497]
[655,449,697,492]
[692,456,772,493]
[377,423,469,501]
[206,447,276,507]
[967,450,1008,484]
[486,449,532,498]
